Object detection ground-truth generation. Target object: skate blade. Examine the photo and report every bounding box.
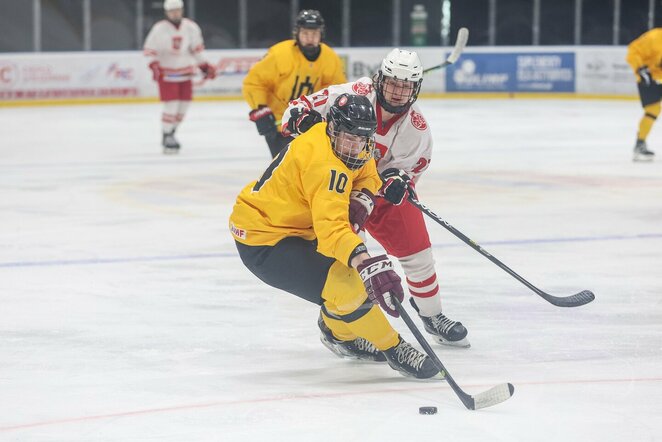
[434,336,471,348]
[163,147,180,155]
[633,153,654,162]
[387,361,444,380]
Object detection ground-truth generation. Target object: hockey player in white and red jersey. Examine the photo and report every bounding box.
[282,48,470,348]
[143,0,216,153]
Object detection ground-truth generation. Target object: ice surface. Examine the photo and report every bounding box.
[1,98,661,441]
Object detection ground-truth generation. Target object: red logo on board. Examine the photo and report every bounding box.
[410,110,427,130]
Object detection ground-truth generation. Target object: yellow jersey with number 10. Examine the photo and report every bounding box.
[229,123,380,266]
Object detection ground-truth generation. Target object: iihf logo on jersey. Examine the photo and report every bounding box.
[230,223,247,240]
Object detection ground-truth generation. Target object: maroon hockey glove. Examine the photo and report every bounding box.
[357,255,404,318]
[380,168,413,206]
[199,62,217,80]
[286,108,324,135]
[249,106,277,136]
[149,61,162,82]
[349,188,375,233]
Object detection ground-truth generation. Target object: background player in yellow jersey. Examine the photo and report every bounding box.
[230,93,439,379]
[626,28,662,161]
[242,10,347,158]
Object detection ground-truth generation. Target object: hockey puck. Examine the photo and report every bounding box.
[419,406,437,415]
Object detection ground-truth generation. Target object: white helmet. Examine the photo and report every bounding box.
[374,49,423,114]
[163,0,184,11]
[380,48,423,82]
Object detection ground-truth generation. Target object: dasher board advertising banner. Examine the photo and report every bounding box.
[446,52,575,93]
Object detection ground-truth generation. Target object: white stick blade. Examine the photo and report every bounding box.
[447,27,469,63]
[472,383,514,410]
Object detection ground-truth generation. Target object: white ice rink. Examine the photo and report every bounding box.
[1,98,661,441]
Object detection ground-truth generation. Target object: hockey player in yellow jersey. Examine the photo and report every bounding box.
[626,28,662,161]
[242,9,347,158]
[230,93,440,379]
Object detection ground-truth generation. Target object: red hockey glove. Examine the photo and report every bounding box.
[199,62,216,80]
[638,66,652,86]
[148,61,162,82]
[286,108,324,135]
[380,168,413,206]
[349,188,375,233]
[357,254,404,318]
[249,106,277,136]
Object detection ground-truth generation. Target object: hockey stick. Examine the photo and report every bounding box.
[393,296,514,410]
[422,27,469,74]
[408,194,595,307]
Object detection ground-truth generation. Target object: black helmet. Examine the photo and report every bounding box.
[326,94,377,170]
[293,10,325,60]
[294,9,325,33]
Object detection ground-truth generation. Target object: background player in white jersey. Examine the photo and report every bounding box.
[143,0,216,154]
[283,49,470,348]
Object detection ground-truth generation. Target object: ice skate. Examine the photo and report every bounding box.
[318,315,386,362]
[633,140,654,162]
[410,298,470,348]
[382,336,442,379]
[162,131,180,154]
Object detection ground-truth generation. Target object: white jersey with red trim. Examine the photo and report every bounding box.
[282,77,433,181]
[143,18,206,82]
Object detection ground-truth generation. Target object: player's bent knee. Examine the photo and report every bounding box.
[321,261,368,314]
[399,248,436,280]
[644,102,661,119]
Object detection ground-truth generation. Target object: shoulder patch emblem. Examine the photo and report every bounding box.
[352,81,372,96]
[410,110,427,131]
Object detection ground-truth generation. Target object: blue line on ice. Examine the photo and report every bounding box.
[1,232,661,268]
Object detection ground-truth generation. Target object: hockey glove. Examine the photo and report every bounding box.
[349,188,375,233]
[249,106,277,136]
[148,61,162,82]
[357,255,404,318]
[380,168,413,206]
[199,62,217,80]
[638,66,652,86]
[286,108,324,135]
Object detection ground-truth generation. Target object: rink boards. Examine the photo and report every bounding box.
[0,45,638,106]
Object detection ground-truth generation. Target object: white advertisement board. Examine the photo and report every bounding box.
[0,46,638,104]
[575,47,637,96]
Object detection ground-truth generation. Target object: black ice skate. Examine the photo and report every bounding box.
[318,315,386,362]
[162,130,180,154]
[382,336,441,379]
[633,139,655,162]
[410,298,470,348]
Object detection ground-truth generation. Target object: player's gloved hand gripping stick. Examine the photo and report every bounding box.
[357,255,404,318]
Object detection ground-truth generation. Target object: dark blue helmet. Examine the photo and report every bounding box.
[326,94,377,170]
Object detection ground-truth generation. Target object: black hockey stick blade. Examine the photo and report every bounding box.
[393,297,514,410]
[540,289,595,308]
[423,27,469,74]
[408,195,595,308]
